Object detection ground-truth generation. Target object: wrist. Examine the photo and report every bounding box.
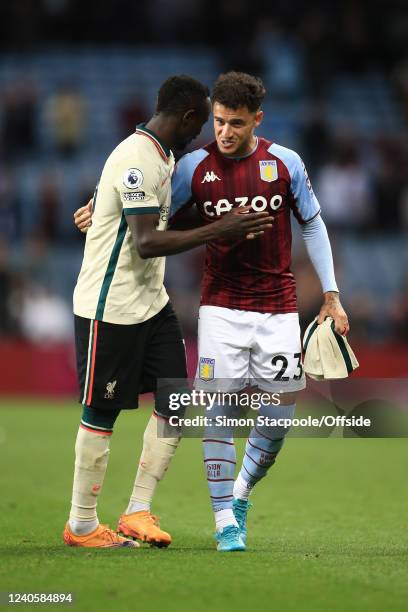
[323,290,340,303]
[206,219,224,241]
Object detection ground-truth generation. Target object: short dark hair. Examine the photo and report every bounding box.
[156,75,209,115]
[211,72,266,113]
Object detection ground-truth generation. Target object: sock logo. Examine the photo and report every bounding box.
[104,380,117,399]
[207,463,221,478]
[259,451,274,465]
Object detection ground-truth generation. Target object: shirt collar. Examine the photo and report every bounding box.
[136,123,171,160]
[222,137,259,160]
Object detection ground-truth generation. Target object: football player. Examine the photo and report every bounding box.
[169,72,349,551]
[66,74,272,549]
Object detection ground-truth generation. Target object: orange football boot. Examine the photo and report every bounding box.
[63,523,139,548]
[117,511,172,547]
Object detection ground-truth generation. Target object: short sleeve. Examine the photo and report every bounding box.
[267,143,321,224]
[170,148,209,217]
[290,155,321,224]
[114,157,160,216]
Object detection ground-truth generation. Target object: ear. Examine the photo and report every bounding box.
[182,109,195,123]
[254,110,263,128]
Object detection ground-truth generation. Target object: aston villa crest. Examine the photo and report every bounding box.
[259,160,278,182]
[199,357,215,381]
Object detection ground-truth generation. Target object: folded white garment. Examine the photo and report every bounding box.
[303,317,359,380]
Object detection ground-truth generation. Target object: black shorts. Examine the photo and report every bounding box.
[75,302,187,411]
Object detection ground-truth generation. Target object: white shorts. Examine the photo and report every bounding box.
[196,305,306,393]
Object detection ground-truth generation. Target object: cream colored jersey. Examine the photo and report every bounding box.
[74,125,174,325]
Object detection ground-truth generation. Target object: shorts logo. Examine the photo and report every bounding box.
[123,168,144,189]
[123,191,145,201]
[104,380,117,399]
[259,160,278,182]
[199,357,215,381]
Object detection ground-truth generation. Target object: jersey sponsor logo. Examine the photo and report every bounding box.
[123,191,145,201]
[259,160,278,182]
[202,195,283,217]
[160,202,170,222]
[104,380,117,399]
[201,171,221,183]
[199,357,215,381]
[123,168,144,189]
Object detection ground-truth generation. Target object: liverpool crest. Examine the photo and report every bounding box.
[259,160,278,182]
[104,380,117,399]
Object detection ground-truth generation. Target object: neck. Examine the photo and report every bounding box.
[144,114,175,151]
[242,134,258,156]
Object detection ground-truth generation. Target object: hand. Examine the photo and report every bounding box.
[317,291,350,336]
[74,199,93,233]
[213,206,273,241]
[246,229,266,240]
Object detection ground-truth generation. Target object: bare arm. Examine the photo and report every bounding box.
[74,200,265,239]
[128,206,273,259]
[168,204,204,230]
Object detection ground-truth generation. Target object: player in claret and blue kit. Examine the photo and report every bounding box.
[170,72,350,552]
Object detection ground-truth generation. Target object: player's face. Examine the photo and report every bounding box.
[213,102,263,157]
[175,97,211,150]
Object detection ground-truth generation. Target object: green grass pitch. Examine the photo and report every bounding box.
[0,400,407,612]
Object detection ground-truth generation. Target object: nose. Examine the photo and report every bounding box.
[220,123,232,138]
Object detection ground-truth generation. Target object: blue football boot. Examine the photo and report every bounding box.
[215,525,246,552]
[233,499,252,544]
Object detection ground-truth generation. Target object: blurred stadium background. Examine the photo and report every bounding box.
[1,1,408,398]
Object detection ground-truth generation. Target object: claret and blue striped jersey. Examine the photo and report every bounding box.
[171,137,321,313]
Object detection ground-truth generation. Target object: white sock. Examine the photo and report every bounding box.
[69,518,99,535]
[125,414,180,514]
[233,473,253,501]
[69,427,110,531]
[215,509,238,532]
[126,501,150,514]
